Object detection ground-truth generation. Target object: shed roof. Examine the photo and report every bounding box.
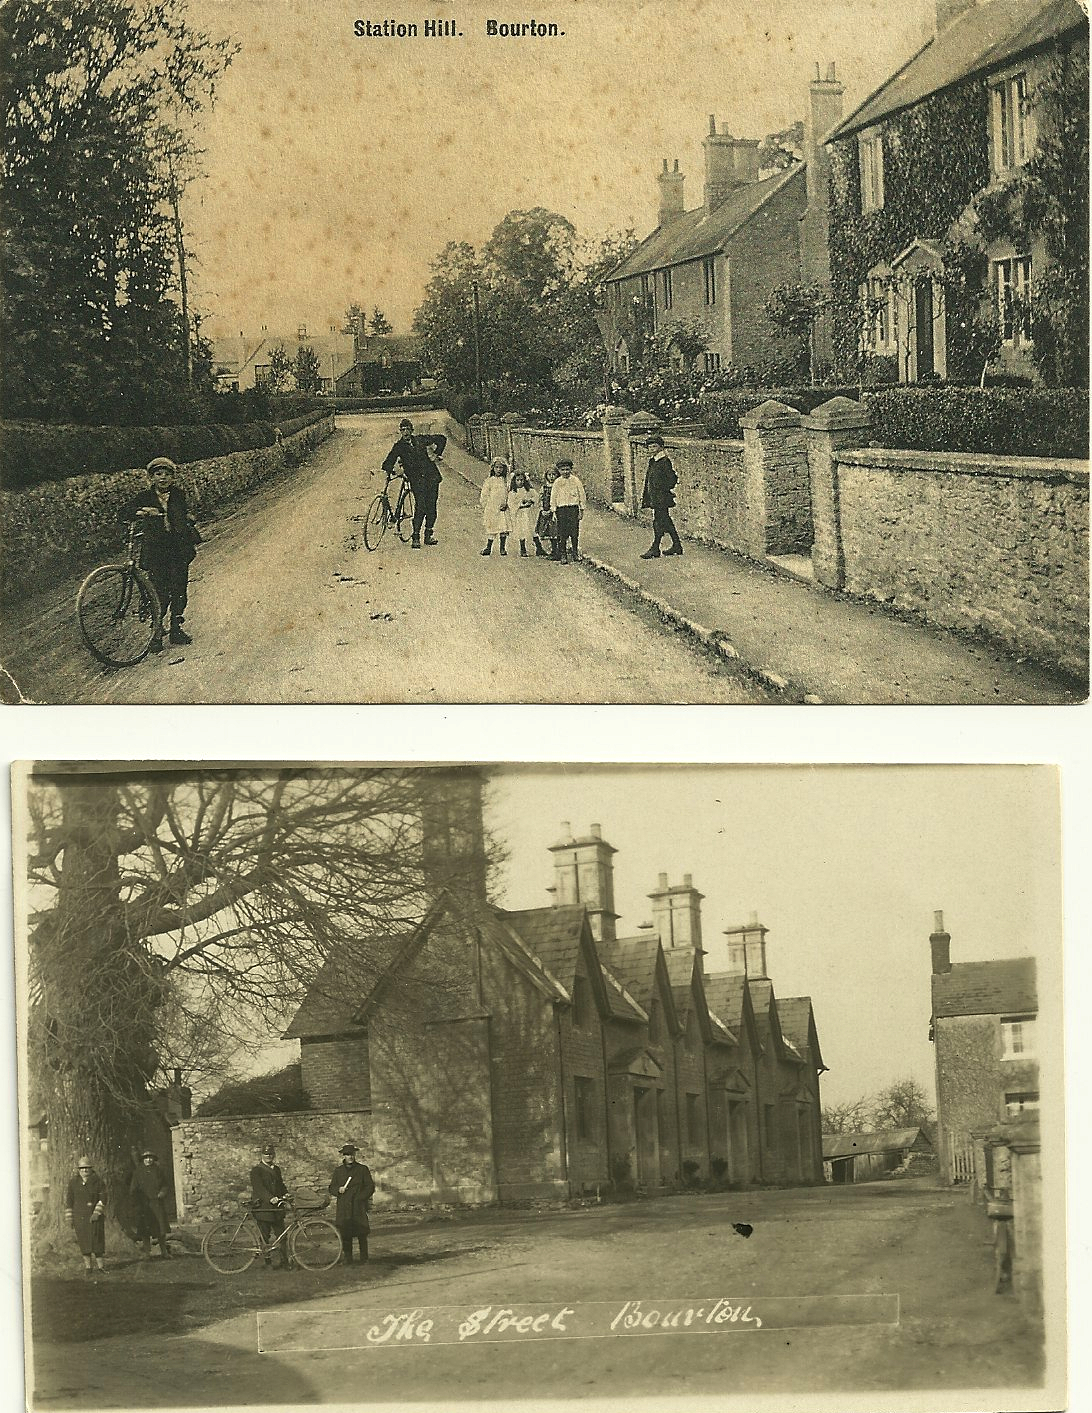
[822,1127,933,1160]
[831,0,1087,140]
[604,167,804,280]
[932,957,1037,1018]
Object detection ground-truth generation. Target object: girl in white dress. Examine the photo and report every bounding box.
[507,470,538,557]
[480,458,510,556]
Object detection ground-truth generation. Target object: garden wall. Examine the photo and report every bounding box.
[0,414,335,603]
[832,448,1089,680]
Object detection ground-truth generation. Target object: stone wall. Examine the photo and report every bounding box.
[934,1013,1038,1185]
[833,449,1089,679]
[665,437,748,549]
[1,414,336,603]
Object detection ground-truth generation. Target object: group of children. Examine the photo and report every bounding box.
[479,456,587,563]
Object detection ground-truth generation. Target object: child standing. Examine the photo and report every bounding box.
[537,466,559,558]
[507,470,538,557]
[480,459,510,555]
[549,458,587,563]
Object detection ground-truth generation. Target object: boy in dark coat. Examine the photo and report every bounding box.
[328,1143,375,1264]
[640,434,683,558]
[117,457,202,649]
[130,1150,171,1258]
[381,418,447,548]
[65,1155,107,1276]
[249,1144,290,1269]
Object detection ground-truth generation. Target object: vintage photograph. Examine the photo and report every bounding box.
[0,0,1087,704]
[13,761,1065,1410]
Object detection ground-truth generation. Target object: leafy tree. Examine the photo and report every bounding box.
[266,343,293,393]
[758,120,804,175]
[764,282,831,383]
[292,344,322,393]
[369,306,393,336]
[0,0,236,424]
[412,241,484,389]
[25,767,500,1248]
[869,1078,934,1131]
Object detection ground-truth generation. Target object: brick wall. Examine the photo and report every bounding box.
[834,449,1089,679]
[300,1035,371,1110]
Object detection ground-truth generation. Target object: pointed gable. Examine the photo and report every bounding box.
[663,948,735,1045]
[283,928,423,1039]
[498,904,612,1015]
[602,934,681,1035]
[703,973,757,1051]
[777,996,827,1073]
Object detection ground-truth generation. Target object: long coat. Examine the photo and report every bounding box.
[65,1172,106,1256]
[117,486,201,569]
[130,1162,170,1238]
[641,454,677,511]
[249,1161,288,1218]
[328,1162,375,1232]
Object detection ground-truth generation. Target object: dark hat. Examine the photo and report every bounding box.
[556,458,574,470]
[339,1143,359,1155]
[141,1149,158,1159]
[399,418,414,430]
[260,1144,275,1157]
[646,434,665,447]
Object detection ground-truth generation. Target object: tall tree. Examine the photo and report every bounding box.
[0,0,236,424]
[869,1078,934,1130]
[266,343,293,393]
[26,767,500,1247]
[369,307,393,336]
[292,344,322,393]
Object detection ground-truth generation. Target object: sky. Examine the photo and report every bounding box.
[488,765,1063,1110]
[185,0,934,338]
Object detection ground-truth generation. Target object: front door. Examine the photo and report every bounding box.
[914,278,935,380]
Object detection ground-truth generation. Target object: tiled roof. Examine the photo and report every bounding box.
[831,0,1087,139]
[822,1127,932,1159]
[599,959,648,1021]
[499,905,586,992]
[283,933,411,1039]
[601,935,662,1010]
[703,972,747,1033]
[663,948,699,1022]
[777,996,825,1071]
[604,167,804,279]
[932,957,1037,1018]
[748,979,774,1015]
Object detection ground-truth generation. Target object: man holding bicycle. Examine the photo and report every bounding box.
[249,1144,291,1270]
[381,418,447,549]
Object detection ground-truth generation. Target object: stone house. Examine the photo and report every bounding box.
[928,910,1039,1184]
[599,69,845,378]
[824,0,1088,382]
[280,808,826,1206]
[211,325,355,393]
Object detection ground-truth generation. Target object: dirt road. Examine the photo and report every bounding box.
[31,1178,1050,1409]
[1,414,769,704]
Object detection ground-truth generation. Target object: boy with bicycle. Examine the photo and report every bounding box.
[116,456,202,651]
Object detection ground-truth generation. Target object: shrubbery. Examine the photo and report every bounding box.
[863,387,1089,459]
[698,386,860,439]
[275,409,329,439]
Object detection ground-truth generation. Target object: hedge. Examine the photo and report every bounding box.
[275,408,329,439]
[327,392,446,413]
[697,386,860,439]
[0,419,277,492]
[863,388,1089,460]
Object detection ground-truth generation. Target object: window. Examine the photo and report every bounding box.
[861,272,897,353]
[990,71,1032,173]
[1005,1091,1040,1118]
[704,350,721,373]
[574,1077,595,1140]
[993,255,1033,346]
[1001,1014,1036,1059]
[703,257,717,306]
[859,132,884,212]
[661,268,673,309]
[686,1093,701,1145]
[572,975,590,1029]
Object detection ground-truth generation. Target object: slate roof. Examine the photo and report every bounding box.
[604,166,805,280]
[822,1127,933,1160]
[831,0,1087,140]
[703,973,748,1035]
[283,933,413,1039]
[602,935,663,1011]
[777,996,826,1071]
[499,905,586,993]
[663,947,699,1021]
[932,957,1037,1018]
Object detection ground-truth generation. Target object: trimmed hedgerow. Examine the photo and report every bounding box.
[0,419,277,492]
[698,386,860,440]
[275,408,329,439]
[864,387,1089,459]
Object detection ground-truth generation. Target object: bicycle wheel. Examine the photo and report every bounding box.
[290,1217,343,1271]
[363,493,389,551]
[76,565,162,667]
[203,1218,261,1274]
[396,488,416,542]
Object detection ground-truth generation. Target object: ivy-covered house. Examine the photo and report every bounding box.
[825,0,1088,386]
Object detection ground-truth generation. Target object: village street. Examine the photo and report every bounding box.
[30,1177,1045,1409]
[1,413,772,706]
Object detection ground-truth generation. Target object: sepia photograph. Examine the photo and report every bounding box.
[0,0,1087,705]
[12,761,1066,1411]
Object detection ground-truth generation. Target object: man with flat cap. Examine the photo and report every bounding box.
[249,1143,290,1269]
[640,434,683,559]
[117,455,202,649]
[328,1143,375,1264]
[381,417,447,549]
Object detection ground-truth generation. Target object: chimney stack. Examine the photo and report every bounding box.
[930,910,952,975]
[549,822,619,942]
[724,914,769,978]
[704,117,759,212]
[658,158,686,226]
[648,873,705,951]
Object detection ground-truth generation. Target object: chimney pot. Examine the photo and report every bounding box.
[673,158,679,172]
[929,912,952,975]
[827,61,837,81]
[560,820,571,838]
[708,114,716,135]
[657,871,669,890]
[683,872,693,888]
[662,157,668,172]
[748,910,758,928]
[590,823,602,839]
[933,909,945,933]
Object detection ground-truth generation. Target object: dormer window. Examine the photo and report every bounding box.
[990,71,1033,174]
[859,131,884,212]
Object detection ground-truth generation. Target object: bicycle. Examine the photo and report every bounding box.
[363,471,415,550]
[76,518,163,667]
[202,1197,342,1274]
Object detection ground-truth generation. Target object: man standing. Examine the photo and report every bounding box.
[381,418,447,548]
[640,434,683,558]
[117,456,202,649]
[249,1144,290,1269]
[130,1150,171,1259]
[328,1143,375,1264]
[549,458,587,563]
